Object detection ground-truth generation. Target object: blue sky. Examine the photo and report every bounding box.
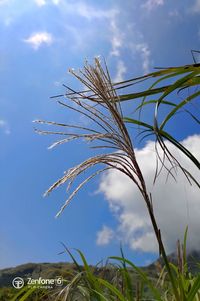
[0,0,200,269]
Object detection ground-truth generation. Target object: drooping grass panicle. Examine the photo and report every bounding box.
[36,58,186,299]
[36,58,153,218]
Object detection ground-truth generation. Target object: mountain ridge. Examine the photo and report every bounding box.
[1,250,200,288]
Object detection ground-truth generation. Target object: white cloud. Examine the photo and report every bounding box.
[59,2,120,56]
[113,60,127,82]
[109,18,152,74]
[52,0,60,4]
[142,0,164,11]
[0,119,10,135]
[96,226,114,246]
[65,24,88,51]
[60,2,117,20]
[191,0,200,13]
[77,3,114,19]
[109,13,123,57]
[61,2,121,54]
[24,32,53,50]
[34,0,60,6]
[34,0,46,6]
[136,43,151,73]
[169,9,180,18]
[0,0,9,5]
[98,135,200,253]
[130,232,157,253]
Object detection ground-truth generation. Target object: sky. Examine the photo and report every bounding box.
[0,0,200,269]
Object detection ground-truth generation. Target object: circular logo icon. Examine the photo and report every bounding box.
[12,277,24,289]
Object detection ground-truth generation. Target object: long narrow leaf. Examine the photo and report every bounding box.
[160,90,200,130]
[110,256,163,301]
[97,278,127,301]
[187,275,200,301]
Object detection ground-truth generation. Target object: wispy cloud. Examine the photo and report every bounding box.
[168,9,181,18]
[99,135,200,253]
[58,2,119,55]
[142,0,164,11]
[96,226,114,246]
[0,119,10,135]
[60,1,117,20]
[136,43,151,73]
[34,0,60,6]
[113,60,127,82]
[191,0,200,13]
[107,10,152,75]
[0,0,9,5]
[24,32,53,50]
[51,0,60,4]
[109,12,123,57]
[76,3,114,20]
[34,0,46,6]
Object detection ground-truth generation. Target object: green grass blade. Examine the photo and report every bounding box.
[160,89,200,130]
[135,99,176,112]
[11,287,30,301]
[183,226,188,270]
[184,110,200,125]
[187,275,200,301]
[155,70,200,113]
[60,243,82,273]
[110,256,163,301]
[91,289,110,301]
[97,278,127,301]
[76,249,105,301]
[125,117,200,176]
[140,70,187,107]
[119,245,133,299]
[124,117,154,130]
[18,287,37,301]
[118,85,170,102]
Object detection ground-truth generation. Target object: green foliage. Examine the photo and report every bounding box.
[8,243,200,300]
[119,63,200,186]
